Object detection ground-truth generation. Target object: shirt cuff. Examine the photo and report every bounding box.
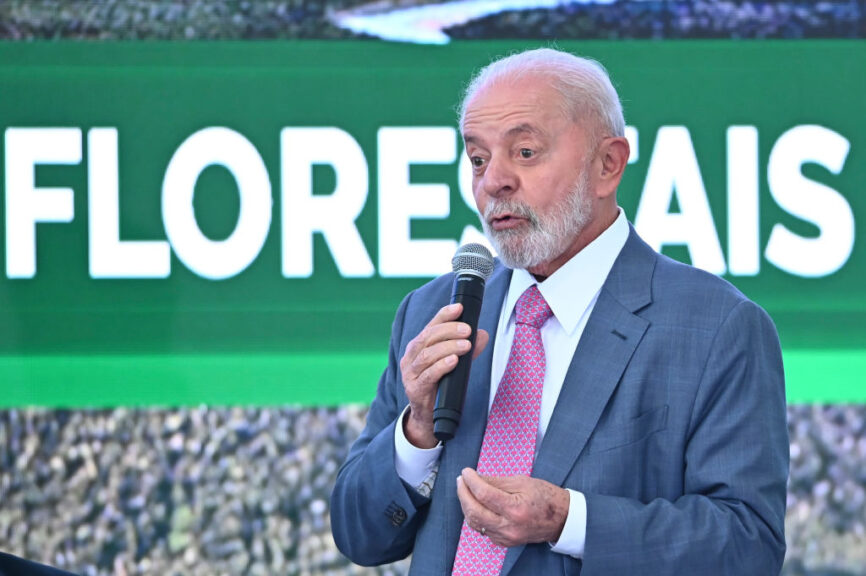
[394,406,443,489]
[549,489,586,558]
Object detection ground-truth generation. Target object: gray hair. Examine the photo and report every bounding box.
[458,48,625,143]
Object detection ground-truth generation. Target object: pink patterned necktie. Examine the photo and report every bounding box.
[452,284,552,576]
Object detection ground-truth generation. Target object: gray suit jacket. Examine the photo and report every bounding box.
[331,227,788,575]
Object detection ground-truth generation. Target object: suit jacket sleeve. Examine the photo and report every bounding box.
[0,552,79,576]
[329,290,430,566]
[580,300,788,575]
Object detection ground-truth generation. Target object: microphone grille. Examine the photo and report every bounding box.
[451,243,494,280]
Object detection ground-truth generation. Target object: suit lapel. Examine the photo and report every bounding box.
[531,291,649,485]
[500,227,656,576]
[534,227,655,482]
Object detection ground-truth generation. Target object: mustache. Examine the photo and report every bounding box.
[482,199,539,227]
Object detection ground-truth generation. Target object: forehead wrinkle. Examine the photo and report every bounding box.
[504,122,546,140]
[462,114,550,147]
[462,96,538,128]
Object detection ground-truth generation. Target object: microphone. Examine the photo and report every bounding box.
[433,243,494,442]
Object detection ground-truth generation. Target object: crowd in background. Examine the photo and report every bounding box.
[1,406,864,575]
[0,407,408,575]
[448,1,865,40]
[0,0,863,40]
[0,0,364,40]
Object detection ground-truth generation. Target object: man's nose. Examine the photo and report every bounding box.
[480,156,518,198]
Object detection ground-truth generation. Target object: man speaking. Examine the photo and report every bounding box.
[330,48,788,575]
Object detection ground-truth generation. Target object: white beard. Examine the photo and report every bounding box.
[480,169,593,271]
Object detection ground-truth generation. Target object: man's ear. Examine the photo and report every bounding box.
[596,136,630,199]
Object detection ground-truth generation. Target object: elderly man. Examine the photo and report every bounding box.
[331,48,788,575]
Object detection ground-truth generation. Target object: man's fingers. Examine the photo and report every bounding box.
[413,352,458,390]
[401,304,472,379]
[410,339,471,386]
[410,325,482,385]
[432,302,463,323]
[461,468,512,516]
[481,474,525,492]
[456,476,502,533]
[415,338,471,371]
[472,329,490,360]
[405,321,469,363]
[455,475,475,506]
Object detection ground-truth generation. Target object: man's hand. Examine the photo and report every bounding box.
[399,304,489,449]
[456,468,570,547]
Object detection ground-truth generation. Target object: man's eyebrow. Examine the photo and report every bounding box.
[463,123,545,147]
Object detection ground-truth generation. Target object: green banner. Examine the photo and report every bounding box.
[1,41,864,405]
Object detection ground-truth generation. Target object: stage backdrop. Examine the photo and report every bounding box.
[1,41,864,406]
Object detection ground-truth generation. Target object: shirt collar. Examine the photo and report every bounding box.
[501,208,629,336]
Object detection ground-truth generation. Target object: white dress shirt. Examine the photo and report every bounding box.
[394,209,629,557]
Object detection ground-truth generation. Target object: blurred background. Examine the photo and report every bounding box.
[1,1,864,574]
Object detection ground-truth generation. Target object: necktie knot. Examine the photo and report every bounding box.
[515,285,552,329]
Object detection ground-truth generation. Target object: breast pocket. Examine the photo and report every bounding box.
[586,404,669,454]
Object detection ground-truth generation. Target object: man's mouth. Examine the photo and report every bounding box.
[488,213,528,231]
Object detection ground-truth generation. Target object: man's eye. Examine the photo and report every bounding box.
[519,148,534,159]
[471,157,485,167]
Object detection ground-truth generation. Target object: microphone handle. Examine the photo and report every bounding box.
[433,274,485,442]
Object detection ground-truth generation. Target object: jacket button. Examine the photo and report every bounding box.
[385,502,407,526]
